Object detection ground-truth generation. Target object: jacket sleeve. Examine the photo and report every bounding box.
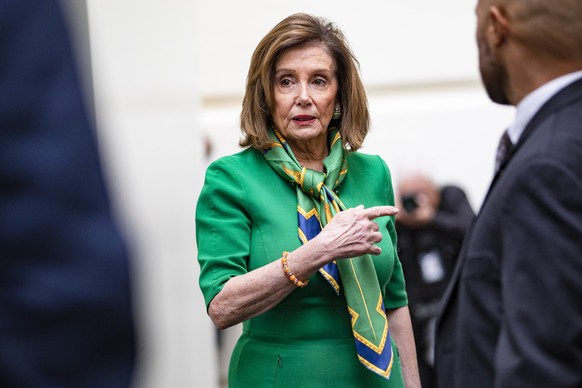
[196,157,252,309]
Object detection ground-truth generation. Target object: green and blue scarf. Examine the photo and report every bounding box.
[263,127,394,379]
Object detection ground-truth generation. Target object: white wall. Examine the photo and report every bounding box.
[87,1,217,387]
[365,85,513,209]
[194,1,479,97]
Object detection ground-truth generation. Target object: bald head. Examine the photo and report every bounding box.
[505,0,582,60]
[476,0,582,105]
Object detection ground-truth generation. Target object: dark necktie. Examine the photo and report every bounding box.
[495,130,513,173]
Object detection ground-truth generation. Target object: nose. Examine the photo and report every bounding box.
[295,83,312,106]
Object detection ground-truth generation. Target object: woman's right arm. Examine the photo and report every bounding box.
[207,241,326,329]
[205,203,398,329]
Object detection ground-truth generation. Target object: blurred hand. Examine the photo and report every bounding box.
[314,205,398,260]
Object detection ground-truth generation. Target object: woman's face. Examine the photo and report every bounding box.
[272,43,338,148]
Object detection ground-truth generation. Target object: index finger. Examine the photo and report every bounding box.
[362,205,399,219]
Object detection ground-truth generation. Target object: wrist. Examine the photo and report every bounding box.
[306,234,334,265]
[281,251,309,288]
[286,238,332,279]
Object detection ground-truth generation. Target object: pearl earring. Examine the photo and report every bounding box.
[332,106,341,120]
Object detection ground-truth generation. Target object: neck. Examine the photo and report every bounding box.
[296,149,327,172]
[506,48,582,104]
[289,141,328,172]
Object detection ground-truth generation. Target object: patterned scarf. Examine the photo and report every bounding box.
[263,127,394,379]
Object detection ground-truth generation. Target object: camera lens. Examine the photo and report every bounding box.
[401,194,418,212]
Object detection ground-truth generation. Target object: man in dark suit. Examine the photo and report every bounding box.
[0,0,136,386]
[435,0,582,387]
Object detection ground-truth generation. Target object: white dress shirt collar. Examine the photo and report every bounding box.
[507,70,582,144]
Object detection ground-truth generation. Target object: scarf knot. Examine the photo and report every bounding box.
[299,167,326,200]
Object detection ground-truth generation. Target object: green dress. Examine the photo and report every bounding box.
[196,148,408,387]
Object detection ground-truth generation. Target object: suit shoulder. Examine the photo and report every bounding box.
[207,148,265,172]
[346,151,391,176]
[346,151,386,167]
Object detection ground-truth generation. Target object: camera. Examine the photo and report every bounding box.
[401,194,419,212]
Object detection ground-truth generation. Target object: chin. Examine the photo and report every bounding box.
[479,54,511,106]
[286,126,327,140]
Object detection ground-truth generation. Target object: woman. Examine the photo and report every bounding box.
[196,13,420,387]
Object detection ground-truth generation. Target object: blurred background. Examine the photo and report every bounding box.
[61,0,513,386]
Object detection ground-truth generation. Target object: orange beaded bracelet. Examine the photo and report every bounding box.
[281,251,309,288]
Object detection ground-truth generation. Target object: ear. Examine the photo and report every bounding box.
[488,6,510,46]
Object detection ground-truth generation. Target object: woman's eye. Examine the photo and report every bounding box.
[313,78,326,86]
[280,78,293,87]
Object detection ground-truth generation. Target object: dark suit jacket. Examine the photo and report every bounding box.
[0,1,135,386]
[435,77,582,388]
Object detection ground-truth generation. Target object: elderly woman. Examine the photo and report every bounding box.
[196,13,420,387]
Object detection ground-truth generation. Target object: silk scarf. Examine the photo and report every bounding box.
[263,127,394,379]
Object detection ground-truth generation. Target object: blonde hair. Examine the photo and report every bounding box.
[239,13,370,151]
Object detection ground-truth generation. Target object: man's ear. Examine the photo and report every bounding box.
[488,6,510,46]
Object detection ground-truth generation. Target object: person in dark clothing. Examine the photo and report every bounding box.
[435,1,582,386]
[0,1,136,386]
[395,173,474,388]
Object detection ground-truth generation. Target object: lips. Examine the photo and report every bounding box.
[292,115,316,124]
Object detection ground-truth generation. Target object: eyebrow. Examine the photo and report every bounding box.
[275,67,334,76]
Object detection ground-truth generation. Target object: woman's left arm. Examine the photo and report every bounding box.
[387,306,421,388]
[380,156,421,386]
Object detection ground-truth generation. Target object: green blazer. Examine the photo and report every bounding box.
[196,147,408,387]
